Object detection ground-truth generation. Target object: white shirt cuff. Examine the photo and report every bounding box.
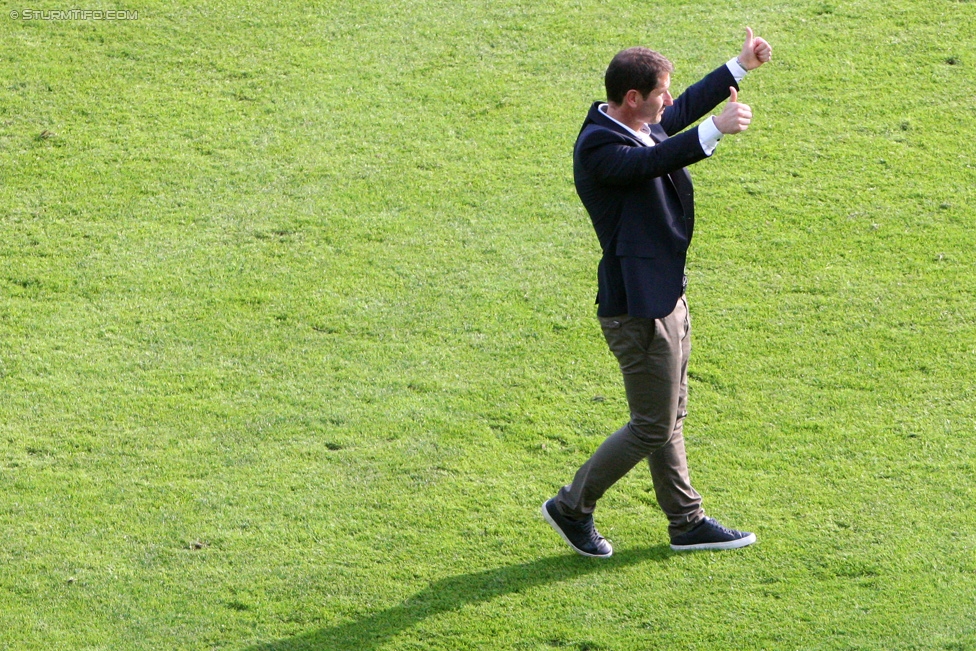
[698,117,723,156]
[726,57,748,82]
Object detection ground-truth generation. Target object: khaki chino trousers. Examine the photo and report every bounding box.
[555,295,705,537]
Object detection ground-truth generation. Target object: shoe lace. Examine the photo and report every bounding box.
[707,518,737,536]
[575,518,605,543]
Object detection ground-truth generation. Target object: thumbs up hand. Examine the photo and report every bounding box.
[713,86,752,135]
[738,26,772,70]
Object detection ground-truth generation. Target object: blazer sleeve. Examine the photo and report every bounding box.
[575,127,708,186]
[660,64,738,136]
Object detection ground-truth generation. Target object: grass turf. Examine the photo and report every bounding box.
[1,0,975,648]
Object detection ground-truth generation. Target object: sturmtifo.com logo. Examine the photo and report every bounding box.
[10,9,138,20]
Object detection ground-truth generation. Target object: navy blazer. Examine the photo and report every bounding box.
[574,64,737,319]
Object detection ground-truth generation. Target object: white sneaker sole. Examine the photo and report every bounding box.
[541,502,613,558]
[670,532,757,552]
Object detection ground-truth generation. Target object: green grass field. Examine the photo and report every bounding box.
[2,0,975,649]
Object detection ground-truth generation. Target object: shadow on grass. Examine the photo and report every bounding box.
[247,545,673,651]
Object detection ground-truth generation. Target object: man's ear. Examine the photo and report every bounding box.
[624,89,640,108]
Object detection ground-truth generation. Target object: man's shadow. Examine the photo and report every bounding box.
[246,545,673,651]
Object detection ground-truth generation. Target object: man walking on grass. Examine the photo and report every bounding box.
[543,29,772,557]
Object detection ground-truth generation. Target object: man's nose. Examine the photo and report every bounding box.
[664,92,674,105]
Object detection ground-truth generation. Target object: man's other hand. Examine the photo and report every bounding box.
[738,27,772,70]
[713,87,752,135]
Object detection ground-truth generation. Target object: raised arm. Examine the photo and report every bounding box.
[660,27,772,136]
[575,127,708,186]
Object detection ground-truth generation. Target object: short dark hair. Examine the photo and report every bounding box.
[604,47,674,105]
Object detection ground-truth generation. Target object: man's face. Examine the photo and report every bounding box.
[637,73,673,125]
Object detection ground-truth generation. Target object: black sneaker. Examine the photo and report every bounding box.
[669,517,756,551]
[541,499,612,558]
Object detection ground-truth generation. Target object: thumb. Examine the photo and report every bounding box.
[729,86,738,103]
[744,26,754,46]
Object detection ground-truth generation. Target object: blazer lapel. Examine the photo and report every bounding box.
[648,124,667,144]
[650,125,695,231]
